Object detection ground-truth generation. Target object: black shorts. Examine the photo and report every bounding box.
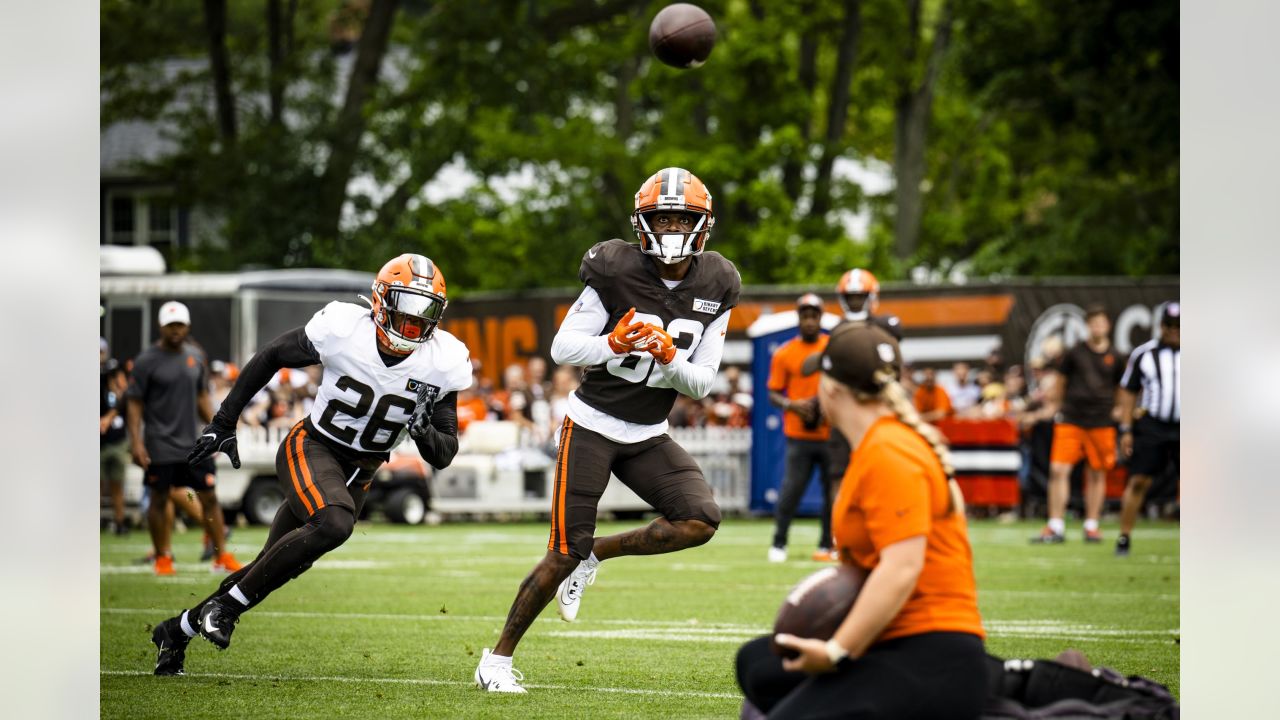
[547,417,722,560]
[276,421,379,519]
[737,631,987,720]
[1128,416,1179,477]
[146,459,217,491]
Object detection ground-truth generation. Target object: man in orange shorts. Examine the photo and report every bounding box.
[1033,304,1125,543]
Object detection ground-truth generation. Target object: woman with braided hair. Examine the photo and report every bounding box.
[736,322,987,720]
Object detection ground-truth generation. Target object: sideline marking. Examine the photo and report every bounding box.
[99,670,741,699]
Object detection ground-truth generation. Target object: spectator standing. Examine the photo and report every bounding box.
[765,294,834,562]
[100,346,130,535]
[126,302,241,575]
[912,367,953,422]
[1033,304,1125,544]
[946,362,982,414]
[1115,302,1180,556]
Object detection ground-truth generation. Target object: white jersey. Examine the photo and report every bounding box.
[305,301,472,454]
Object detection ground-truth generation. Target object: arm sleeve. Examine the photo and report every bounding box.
[412,392,459,469]
[652,310,731,400]
[550,286,617,367]
[213,327,321,426]
[859,442,932,551]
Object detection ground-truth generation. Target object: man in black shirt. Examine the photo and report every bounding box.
[100,345,130,535]
[1032,305,1125,544]
[126,303,239,575]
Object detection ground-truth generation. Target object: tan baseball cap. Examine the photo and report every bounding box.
[801,321,902,394]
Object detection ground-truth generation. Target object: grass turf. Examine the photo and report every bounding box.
[101,517,1178,718]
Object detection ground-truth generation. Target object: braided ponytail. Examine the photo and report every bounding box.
[861,369,966,516]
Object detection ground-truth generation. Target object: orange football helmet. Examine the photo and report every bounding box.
[835,268,879,320]
[630,167,715,264]
[368,254,448,353]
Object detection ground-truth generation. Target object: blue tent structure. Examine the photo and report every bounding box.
[747,309,843,516]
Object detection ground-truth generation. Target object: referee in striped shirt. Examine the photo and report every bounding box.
[1114,301,1180,556]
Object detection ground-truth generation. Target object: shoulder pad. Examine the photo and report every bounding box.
[427,329,473,392]
[579,238,635,288]
[700,251,742,309]
[305,301,368,350]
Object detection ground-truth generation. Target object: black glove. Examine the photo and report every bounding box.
[408,383,440,440]
[188,418,241,469]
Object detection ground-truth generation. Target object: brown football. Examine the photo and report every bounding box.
[770,564,869,659]
[648,4,717,69]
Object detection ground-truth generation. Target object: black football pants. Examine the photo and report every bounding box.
[772,439,833,550]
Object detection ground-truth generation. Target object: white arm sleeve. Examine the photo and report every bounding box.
[550,286,618,367]
[653,310,732,400]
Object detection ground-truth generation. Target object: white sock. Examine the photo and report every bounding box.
[585,552,600,569]
[228,584,251,607]
[1083,519,1099,532]
[485,652,513,666]
[1047,518,1065,535]
[178,610,198,638]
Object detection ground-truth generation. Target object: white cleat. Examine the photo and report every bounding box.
[556,559,598,622]
[474,648,527,693]
[768,546,788,563]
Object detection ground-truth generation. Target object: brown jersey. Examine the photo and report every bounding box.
[1057,342,1124,428]
[574,239,741,425]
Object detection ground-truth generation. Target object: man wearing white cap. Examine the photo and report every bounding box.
[125,301,241,576]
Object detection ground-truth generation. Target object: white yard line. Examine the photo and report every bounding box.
[99,669,741,699]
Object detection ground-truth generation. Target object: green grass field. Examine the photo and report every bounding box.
[101,518,1178,718]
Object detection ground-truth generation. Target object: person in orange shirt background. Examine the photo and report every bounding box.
[912,366,953,422]
[766,294,834,563]
[738,322,987,719]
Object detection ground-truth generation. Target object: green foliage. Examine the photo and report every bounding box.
[101,0,1178,287]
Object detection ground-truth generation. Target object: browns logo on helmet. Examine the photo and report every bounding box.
[630,167,715,264]
[836,268,880,320]
[367,254,448,353]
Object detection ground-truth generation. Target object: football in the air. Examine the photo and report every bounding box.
[770,564,869,659]
[648,3,717,69]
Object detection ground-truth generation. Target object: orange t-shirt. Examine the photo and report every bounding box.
[913,384,953,418]
[767,335,830,441]
[832,416,984,642]
[456,396,490,433]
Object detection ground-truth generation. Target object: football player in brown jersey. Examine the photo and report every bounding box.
[475,168,741,693]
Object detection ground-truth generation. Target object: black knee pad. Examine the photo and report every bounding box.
[310,507,355,551]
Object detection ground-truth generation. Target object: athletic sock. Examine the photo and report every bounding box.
[228,584,251,607]
[485,652,513,666]
[178,610,198,638]
[1047,518,1065,535]
[1083,519,1099,533]
[585,552,600,569]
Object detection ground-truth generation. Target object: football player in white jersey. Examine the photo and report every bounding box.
[150,254,471,676]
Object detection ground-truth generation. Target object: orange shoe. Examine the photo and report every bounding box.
[811,548,838,562]
[213,552,242,573]
[1084,528,1103,544]
[154,554,176,576]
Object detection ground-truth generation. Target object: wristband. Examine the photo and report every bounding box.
[825,638,849,666]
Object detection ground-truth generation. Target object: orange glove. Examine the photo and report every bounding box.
[607,308,653,354]
[644,325,677,365]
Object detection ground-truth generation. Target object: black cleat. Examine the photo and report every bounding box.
[197,597,241,650]
[152,617,190,676]
[1115,534,1131,557]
